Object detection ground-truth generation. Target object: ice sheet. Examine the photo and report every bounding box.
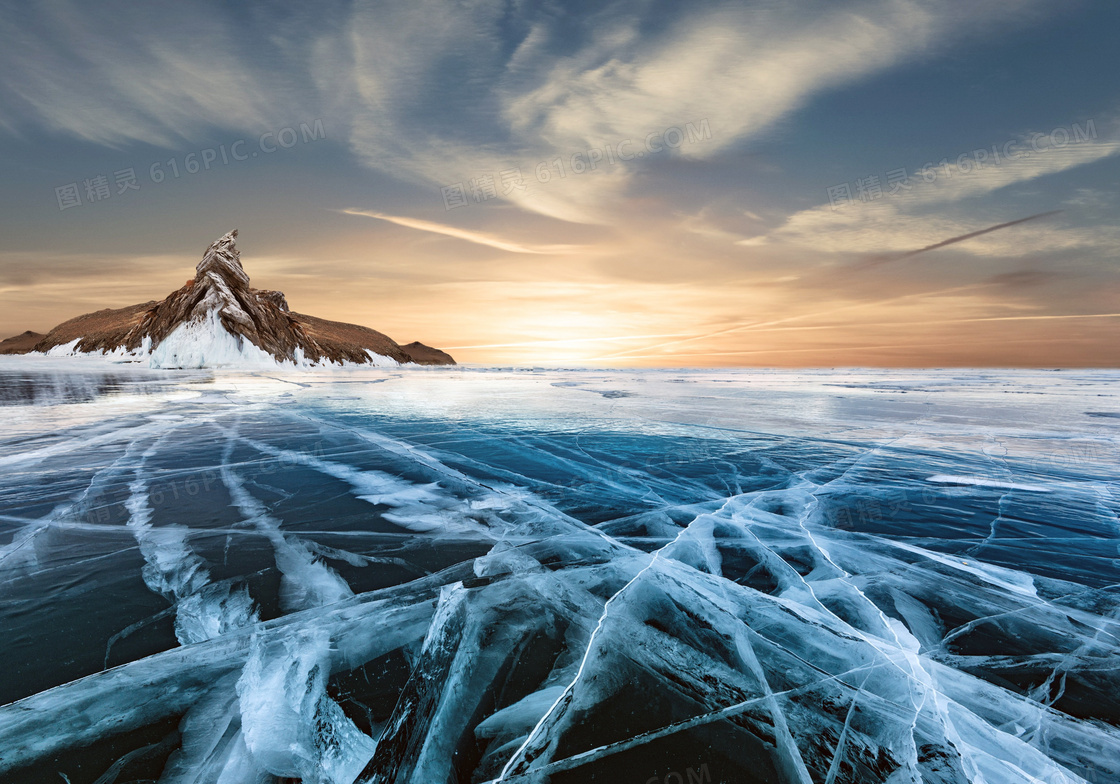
[0,363,1117,783]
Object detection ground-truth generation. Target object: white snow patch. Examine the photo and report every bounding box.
[32,313,403,371]
[42,338,149,362]
[43,338,82,356]
[363,348,399,367]
[149,311,280,370]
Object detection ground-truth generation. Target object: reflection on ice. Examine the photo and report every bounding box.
[0,363,206,406]
[0,364,1117,782]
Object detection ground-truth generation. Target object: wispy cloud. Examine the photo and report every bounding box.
[0,0,305,147]
[342,209,583,255]
[740,134,1120,258]
[328,0,1061,222]
[0,0,1069,226]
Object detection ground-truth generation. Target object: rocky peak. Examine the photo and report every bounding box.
[187,230,256,328]
[18,230,455,366]
[195,230,249,288]
[114,228,309,361]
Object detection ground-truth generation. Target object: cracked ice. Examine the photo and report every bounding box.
[0,361,1118,783]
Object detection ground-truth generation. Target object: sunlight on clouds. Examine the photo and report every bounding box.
[0,0,1115,368]
[2,240,1116,366]
[745,133,1120,258]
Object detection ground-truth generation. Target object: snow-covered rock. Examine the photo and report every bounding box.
[10,230,456,369]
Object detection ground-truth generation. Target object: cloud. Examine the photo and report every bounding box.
[0,250,183,287]
[0,0,1073,226]
[739,133,1120,258]
[342,209,583,255]
[327,0,1061,223]
[0,0,313,147]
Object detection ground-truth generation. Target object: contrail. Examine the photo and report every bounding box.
[854,210,1063,269]
[590,211,1067,363]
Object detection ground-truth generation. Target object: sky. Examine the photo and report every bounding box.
[0,0,1118,367]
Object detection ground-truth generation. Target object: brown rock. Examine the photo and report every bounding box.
[400,341,457,366]
[0,331,46,354]
[30,304,156,355]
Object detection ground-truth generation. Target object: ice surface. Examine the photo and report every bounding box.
[0,362,1117,783]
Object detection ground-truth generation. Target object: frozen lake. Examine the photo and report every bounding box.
[0,360,1118,783]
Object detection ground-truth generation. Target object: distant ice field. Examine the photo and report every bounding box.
[0,361,1117,783]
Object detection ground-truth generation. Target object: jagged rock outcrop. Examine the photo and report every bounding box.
[11,231,455,367]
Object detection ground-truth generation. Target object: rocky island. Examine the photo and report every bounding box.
[0,231,454,368]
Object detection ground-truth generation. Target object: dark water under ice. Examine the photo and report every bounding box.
[0,361,1117,783]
